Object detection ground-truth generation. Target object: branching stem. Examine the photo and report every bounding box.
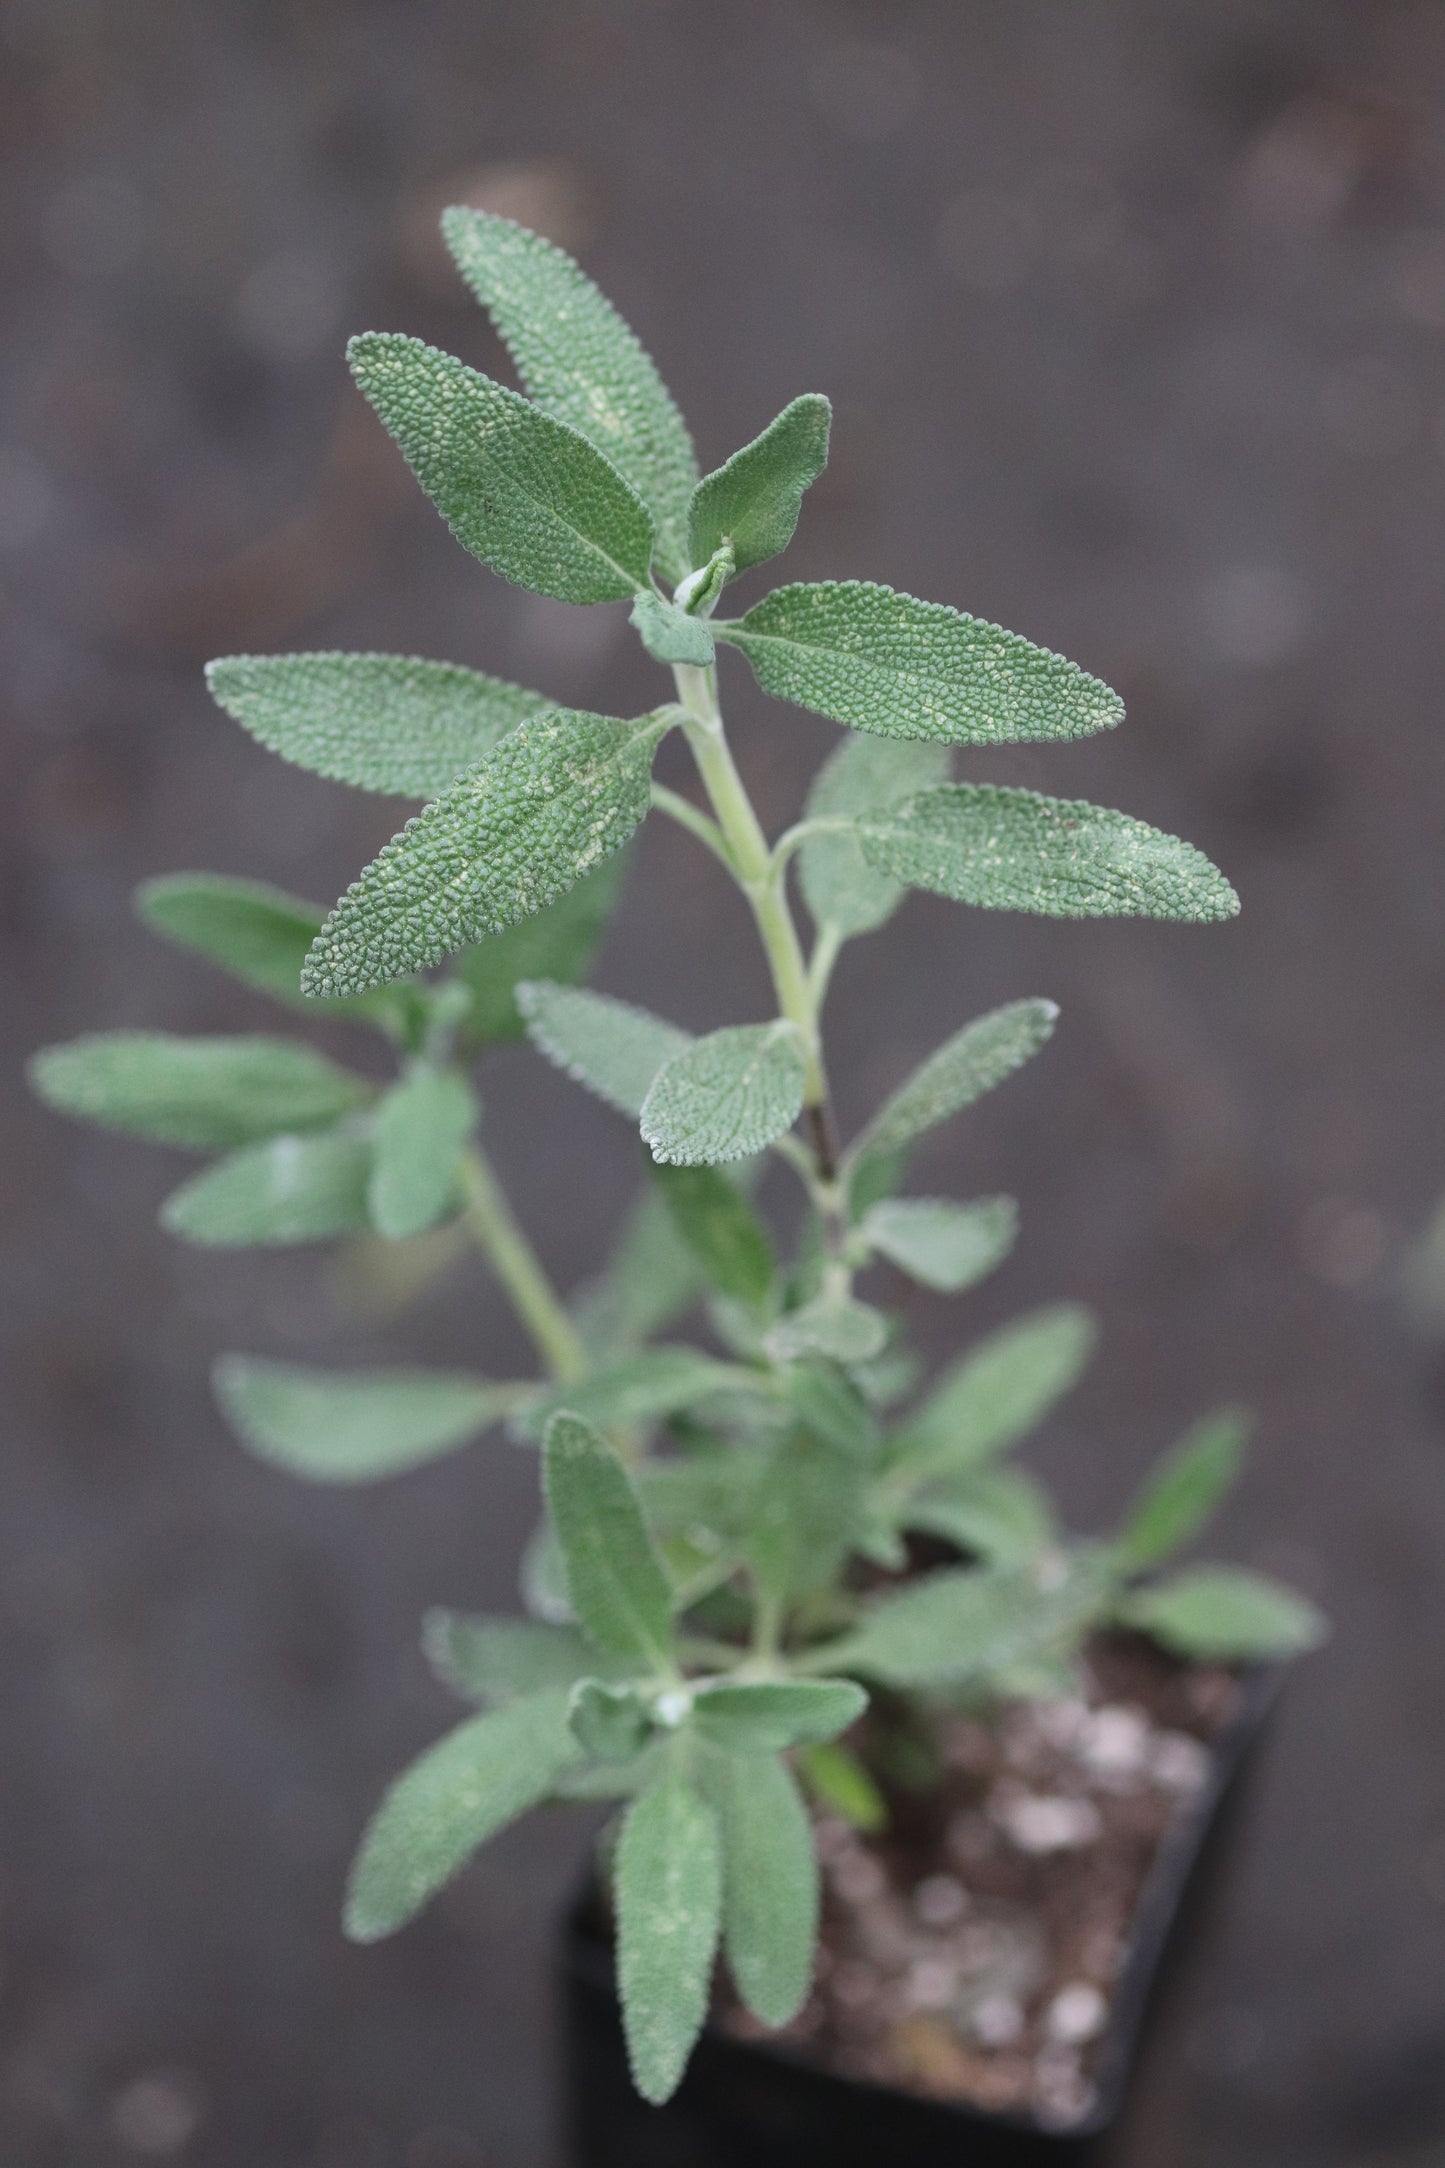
[459,1145,586,1383]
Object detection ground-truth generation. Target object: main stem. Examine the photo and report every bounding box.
[459,1145,586,1383]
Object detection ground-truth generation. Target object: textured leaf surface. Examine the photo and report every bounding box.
[1117,1409,1249,1572]
[766,1293,888,1366]
[543,1413,674,1668]
[799,733,951,937]
[820,1562,1095,1687]
[522,1348,745,1440]
[711,1751,818,2027]
[136,875,393,1027]
[860,785,1240,921]
[456,856,625,1044]
[303,709,669,997]
[616,1762,722,2103]
[205,652,547,796]
[692,1677,865,1752]
[863,1196,1017,1293]
[650,1162,774,1305]
[422,1610,618,1704]
[722,581,1123,744]
[161,1131,371,1246]
[784,1360,882,1460]
[345,1692,574,1940]
[850,999,1059,1166]
[350,334,655,601]
[630,591,715,665]
[441,209,698,581]
[518,980,691,1117]
[640,1022,808,1166]
[30,1033,369,1152]
[688,395,830,578]
[1116,1568,1326,1660]
[214,1358,507,1480]
[892,1304,1096,1484]
[902,1466,1055,1565]
[367,1065,476,1240]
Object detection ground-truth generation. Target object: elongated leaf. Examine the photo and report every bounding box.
[1116,1409,1250,1573]
[569,1678,654,1762]
[367,1065,476,1240]
[1115,1567,1326,1660]
[137,874,406,1029]
[819,1560,1097,1687]
[891,1304,1096,1485]
[456,856,625,1045]
[863,1196,1017,1293]
[650,1162,774,1306]
[543,1412,675,1669]
[859,784,1240,922]
[345,1692,575,1940]
[721,581,1123,744]
[630,591,714,666]
[350,334,655,601]
[850,1000,1059,1168]
[901,1466,1055,1565]
[615,1761,722,2103]
[30,1033,369,1152]
[441,210,698,581]
[521,1347,746,1441]
[161,1131,371,1246]
[641,1022,808,1166]
[204,652,547,796]
[785,1360,882,1460]
[572,1190,704,1355]
[710,1751,818,2026]
[692,1677,865,1753]
[747,1432,866,1604]
[214,1357,508,1480]
[422,1609,621,1704]
[517,980,691,1118]
[799,733,950,938]
[766,1293,887,1366]
[688,395,830,579]
[303,709,671,998]
[796,1740,886,1832]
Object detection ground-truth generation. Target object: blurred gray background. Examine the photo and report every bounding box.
[4,2,1445,2163]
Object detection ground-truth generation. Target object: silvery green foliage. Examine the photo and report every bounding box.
[30,215,1321,2110]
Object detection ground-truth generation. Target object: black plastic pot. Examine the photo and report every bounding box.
[558,1663,1282,2168]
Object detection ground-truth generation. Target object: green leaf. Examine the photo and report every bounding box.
[785,1360,882,1460]
[862,1196,1017,1293]
[615,1759,722,2102]
[629,591,715,666]
[1116,1408,1250,1573]
[455,856,626,1045]
[766,1293,888,1366]
[650,1162,775,1306]
[891,1304,1096,1485]
[721,580,1123,744]
[367,1064,476,1240]
[160,1131,373,1247]
[797,1740,886,1833]
[747,1432,866,1604]
[859,784,1240,922]
[799,733,951,938]
[204,652,547,796]
[543,1412,675,1669]
[710,1751,818,2028]
[422,1609,621,1704]
[441,209,698,582]
[135,874,402,1032]
[214,1357,509,1480]
[641,1022,808,1167]
[569,1678,655,1762]
[688,395,831,579]
[344,1692,575,1941]
[521,1347,746,1441]
[902,1466,1055,1565]
[302,709,671,998]
[849,1000,1059,1169]
[349,334,655,602]
[517,980,691,1118]
[692,1677,865,1753]
[819,1560,1096,1687]
[1115,1567,1326,1661]
[573,1190,705,1355]
[30,1033,370,1152]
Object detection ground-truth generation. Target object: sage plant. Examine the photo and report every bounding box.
[32,217,1324,2104]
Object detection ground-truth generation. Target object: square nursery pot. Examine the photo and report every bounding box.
[557,1660,1283,2168]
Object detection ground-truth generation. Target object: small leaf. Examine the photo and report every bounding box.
[688,394,831,579]
[721,580,1123,744]
[1116,1409,1251,1573]
[630,591,715,666]
[569,1678,655,1762]
[572,1190,704,1355]
[456,856,626,1045]
[785,1360,882,1460]
[641,1022,808,1166]
[349,334,655,602]
[521,1347,746,1441]
[543,1412,675,1669]
[902,1466,1055,1565]
[422,1610,620,1704]
[692,1677,866,1753]
[215,1357,510,1480]
[710,1751,818,2028]
[747,1432,866,1604]
[518,980,691,1118]
[819,1560,1099,1688]
[30,1033,369,1152]
[615,1759,723,2103]
[799,733,951,938]
[136,874,408,1031]
[367,1065,476,1240]
[650,1162,775,1306]
[344,1692,575,1940]
[797,1740,886,1833]
[303,709,671,997]
[441,209,698,582]
[890,1304,1096,1485]
[849,1000,1058,1171]
[859,785,1240,922]
[204,652,547,796]
[766,1293,887,1366]
[1115,1567,1326,1661]
[862,1196,1017,1293]
[161,1131,372,1247]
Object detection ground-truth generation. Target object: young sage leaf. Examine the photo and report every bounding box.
[691,1677,866,1753]
[784,1359,882,1461]
[367,1065,476,1241]
[889,1304,1096,1485]
[818,1560,1099,1688]
[542,1411,675,1670]
[1116,1408,1250,1573]
[137,874,409,1028]
[796,1741,887,1833]
[30,1033,370,1153]
[161,1131,373,1247]
[799,732,951,938]
[900,1466,1055,1566]
[650,1161,775,1306]
[568,1678,655,1762]
[520,1347,746,1441]
[517,980,691,1118]
[688,394,831,579]
[849,999,1059,1168]
[615,1759,722,2104]
[1115,1567,1326,1661]
[422,1610,623,1704]
[709,1751,818,2029]
[862,1195,1018,1293]
[765,1292,888,1366]
[640,1021,808,1166]
[630,591,715,666]
[214,1358,510,1480]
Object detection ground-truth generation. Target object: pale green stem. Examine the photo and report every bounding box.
[459,1145,586,1383]
[807,921,845,1013]
[649,783,735,873]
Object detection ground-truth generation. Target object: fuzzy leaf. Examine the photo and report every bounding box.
[785,1360,882,1460]
[799,733,951,938]
[650,1162,774,1305]
[349,334,655,601]
[766,1293,887,1366]
[747,1433,866,1604]
[850,1000,1059,1168]
[521,1348,745,1441]
[692,1677,865,1753]
[721,581,1123,744]
[615,1760,722,2103]
[863,1196,1017,1293]
[641,1022,808,1166]
[367,1065,476,1240]
[455,856,625,1045]
[630,591,715,666]
[441,209,698,581]
[568,1678,655,1762]
[1116,1567,1326,1661]
[422,1610,621,1704]
[161,1131,372,1247]
[1116,1409,1250,1573]
[902,1467,1055,1565]
[303,709,670,998]
[710,1751,818,2028]
[820,1561,1096,1687]
[859,785,1240,922]
[573,1191,705,1355]
[214,1357,508,1480]
[688,395,830,578]
[30,1033,369,1152]
[345,1692,575,1941]
[204,652,547,796]
[543,1412,675,1669]
[891,1304,1096,1485]
[517,980,691,1117]
[135,875,406,1032]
